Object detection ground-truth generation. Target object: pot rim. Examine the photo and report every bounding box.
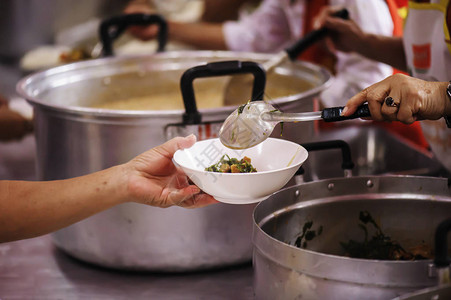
[16,50,332,118]
[252,175,451,286]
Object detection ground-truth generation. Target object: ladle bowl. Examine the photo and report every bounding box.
[219,101,371,149]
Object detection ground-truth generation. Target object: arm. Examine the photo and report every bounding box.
[0,168,125,242]
[201,0,248,23]
[124,0,296,53]
[124,0,227,50]
[315,6,407,71]
[0,135,217,243]
[343,73,451,124]
[356,34,406,72]
[319,0,395,107]
[167,21,227,50]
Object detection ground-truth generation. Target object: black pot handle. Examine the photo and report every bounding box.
[434,218,451,268]
[180,60,266,124]
[285,8,349,60]
[296,140,354,176]
[99,13,168,57]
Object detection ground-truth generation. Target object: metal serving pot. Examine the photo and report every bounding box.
[253,175,451,299]
[17,51,330,271]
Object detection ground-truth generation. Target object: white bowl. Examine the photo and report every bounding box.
[173,138,308,204]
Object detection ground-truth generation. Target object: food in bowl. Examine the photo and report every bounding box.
[172,138,308,204]
[205,155,257,173]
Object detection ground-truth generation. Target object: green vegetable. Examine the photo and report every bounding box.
[292,211,431,261]
[205,154,257,173]
[339,211,431,260]
[294,220,323,249]
[237,103,247,115]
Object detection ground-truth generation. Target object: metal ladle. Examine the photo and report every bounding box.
[219,101,370,149]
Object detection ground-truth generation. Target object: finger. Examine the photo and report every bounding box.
[381,95,400,122]
[123,3,153,15]
[163,185,202,207]
[396,94,418,124]
[313,6,343,29]
[343,89,368,116]
[397,105,417,124]
[313,6,333,29]
[323,16,350,30]
[355,77,394,121]
[173,172,191,189]
[167,184,219,208]
[154,134,197,159]
[178,193,219,209]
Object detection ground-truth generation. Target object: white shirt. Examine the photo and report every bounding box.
[223,0,394,107]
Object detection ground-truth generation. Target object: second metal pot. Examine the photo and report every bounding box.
[253,175,451,299]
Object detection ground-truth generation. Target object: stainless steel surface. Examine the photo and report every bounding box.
[0,235,253,299]
[17,51,331,271]
[300,125,449,181]
[394,284,451,300]
[262,51,289,72]
[253,175,451,300]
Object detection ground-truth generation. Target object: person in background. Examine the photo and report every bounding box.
[124,0,395,109]
[0,134,217,243]
[316,1,451,170]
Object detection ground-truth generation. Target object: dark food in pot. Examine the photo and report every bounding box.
[294,220,323,249]
[293,211,432,260]
[205,155,257,173]
[340,211,432,260]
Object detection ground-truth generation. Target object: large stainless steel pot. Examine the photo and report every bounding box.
[17,51,331,271]
[253,175,451,299]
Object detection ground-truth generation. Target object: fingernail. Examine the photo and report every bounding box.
[186,134,196,140]
[341,106,348,116]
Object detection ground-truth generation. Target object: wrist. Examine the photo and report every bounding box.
[114,164,134,204]
[167,20,182,42]
[354,32,373,56]
[93,165,131,206]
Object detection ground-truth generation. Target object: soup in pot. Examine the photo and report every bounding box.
[89,72,315,110]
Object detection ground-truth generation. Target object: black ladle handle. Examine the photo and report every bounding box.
[99,13,168,57]
[180,60,266,124]
[322,104,371,122]
[285,8,349,60]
